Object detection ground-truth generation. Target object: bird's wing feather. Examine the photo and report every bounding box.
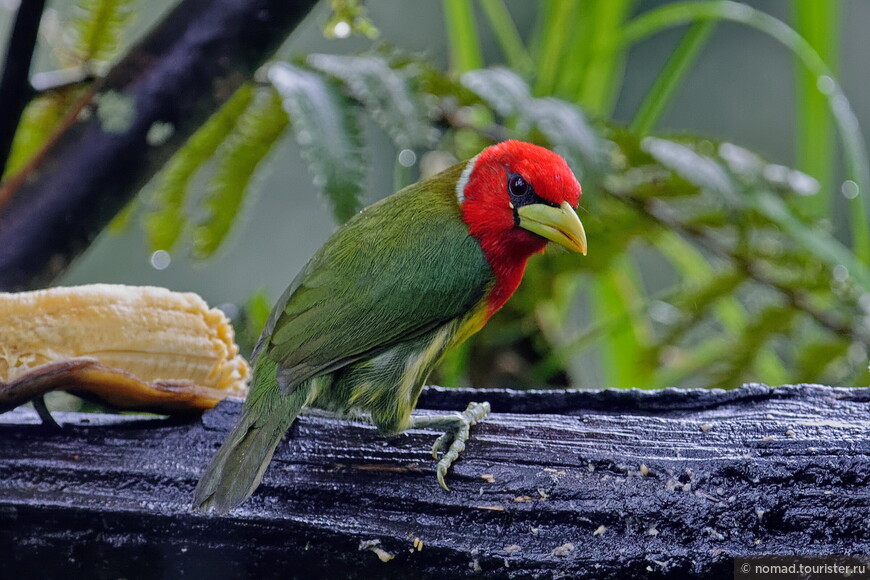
[260,167,494,393]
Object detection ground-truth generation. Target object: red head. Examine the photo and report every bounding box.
[458,141,587,315]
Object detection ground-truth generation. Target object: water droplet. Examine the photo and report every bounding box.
[146,121,175,146]
[332,21,351,38]
[397,149,417,167]
[150,250,171,270]
[842,180,860,199]
[816,75,836,95]
[832,264,849,283]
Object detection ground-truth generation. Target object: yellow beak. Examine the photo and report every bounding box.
[517,201,587,255]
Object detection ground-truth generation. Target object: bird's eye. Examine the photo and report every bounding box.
[507,172,549,209]
[508,174,530,198]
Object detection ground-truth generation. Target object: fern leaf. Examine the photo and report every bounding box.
[307,53,438,149]
[268,62,367,223]
[461,67,532,118]
[192,88,289,259]
[641,137,735,197]
[531,97,608,178]
[3,94,69,179]
[68,0,136,64]
[143,84,255,252]
[461,69,606,178]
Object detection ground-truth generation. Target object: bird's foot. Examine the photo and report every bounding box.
[410,401,490,491]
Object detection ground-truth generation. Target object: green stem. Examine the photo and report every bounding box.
[442,0,483,73]
[592,256,652,388]
[533,0,578,96]
[620,0,870,264]
[574,0,635,115]
[793,0,839,219]
[630,20,717,135]
[478,0,533,75]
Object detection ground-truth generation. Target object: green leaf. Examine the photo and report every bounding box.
[3,94,68,179]
[192,88,289,259]
[269,63,367,224]
[143,84,255,252]
[68,0,136,64]
[307,54,438,149]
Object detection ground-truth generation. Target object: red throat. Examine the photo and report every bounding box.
[458,141,581,318]
[476,232,546,317]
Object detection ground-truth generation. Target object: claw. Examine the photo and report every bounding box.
[431,430,452,459]
[436,466,449,491]
[409,401,491,491]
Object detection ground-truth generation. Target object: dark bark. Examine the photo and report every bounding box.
[1,384,868,579]
[0,0,318,291]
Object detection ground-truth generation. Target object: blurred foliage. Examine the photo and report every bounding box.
[233,289,273,360]
[4,0,869,389]
[66,0,135,65]
[2,0,135,180]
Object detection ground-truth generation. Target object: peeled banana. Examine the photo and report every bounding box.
[0,284,250,414]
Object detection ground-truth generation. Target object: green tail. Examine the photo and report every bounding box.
[192,355,311,514]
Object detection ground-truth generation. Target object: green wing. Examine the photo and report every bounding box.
[258,164,494,393]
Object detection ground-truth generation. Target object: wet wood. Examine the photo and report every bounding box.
[1,384,868,578]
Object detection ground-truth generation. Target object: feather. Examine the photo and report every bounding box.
[192,354,317,514]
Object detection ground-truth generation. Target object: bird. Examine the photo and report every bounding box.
[192,140,587,514]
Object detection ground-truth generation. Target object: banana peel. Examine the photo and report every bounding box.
[0,284,250,417]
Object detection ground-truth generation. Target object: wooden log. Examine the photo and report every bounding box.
[1,384,868,578]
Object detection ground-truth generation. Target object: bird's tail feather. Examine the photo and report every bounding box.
[192,355,310,514]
